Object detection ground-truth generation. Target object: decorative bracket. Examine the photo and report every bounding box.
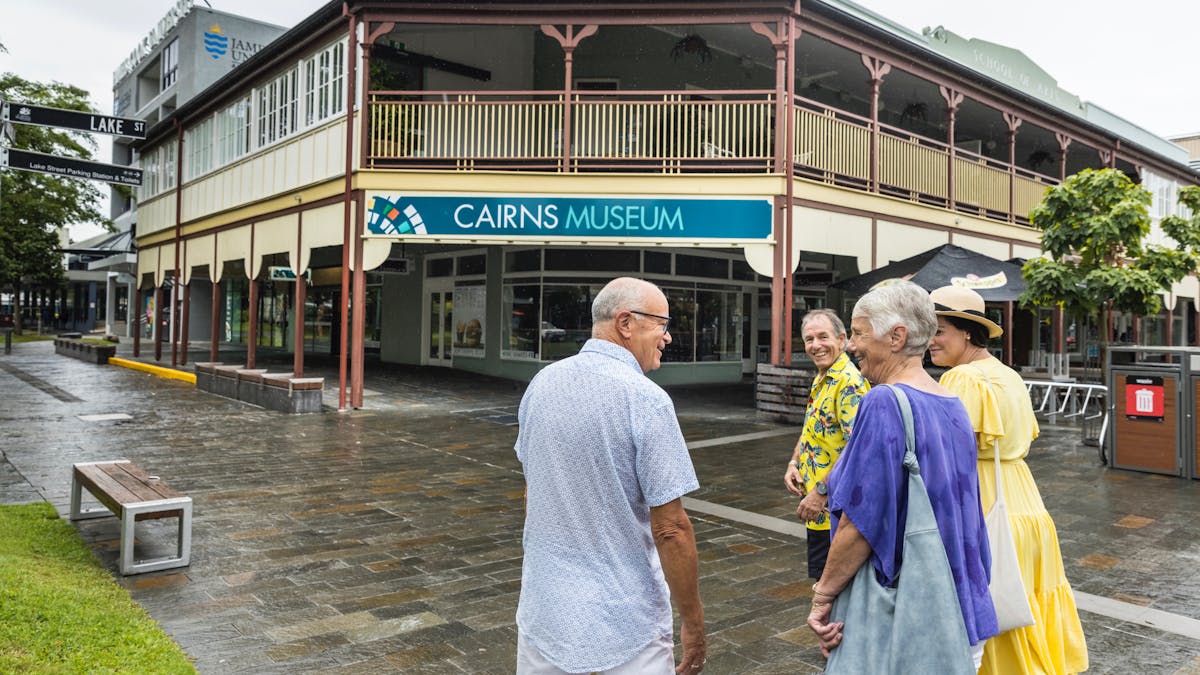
[938,86,963,112]
[861,55,892,83]
[365,21,395,47]
[540,24,598,50]
[1002,112,1022,135]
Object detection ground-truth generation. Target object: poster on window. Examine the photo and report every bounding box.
[1124,375,1164,421]
[453,285,486,358]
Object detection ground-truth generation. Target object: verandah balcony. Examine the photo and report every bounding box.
[365,89,1058,225]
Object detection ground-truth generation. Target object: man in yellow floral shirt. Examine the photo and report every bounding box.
[783,309,869,579]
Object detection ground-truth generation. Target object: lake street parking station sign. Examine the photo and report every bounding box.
[2,101,147,139]
[365,193,773,242]
[1,147,143,187]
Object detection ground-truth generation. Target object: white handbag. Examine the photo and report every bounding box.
[984,436,1036,633]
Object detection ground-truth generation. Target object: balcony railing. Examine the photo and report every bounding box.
[366,89,1057,225]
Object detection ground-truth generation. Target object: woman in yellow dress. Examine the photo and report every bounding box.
[928,286,1088,674]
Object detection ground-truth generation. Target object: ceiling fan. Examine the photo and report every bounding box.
[799,70,839,88]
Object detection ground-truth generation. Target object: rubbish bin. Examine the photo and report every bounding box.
[1105,345,1200,479]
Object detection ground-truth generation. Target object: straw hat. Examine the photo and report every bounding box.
[929,285,1003,338]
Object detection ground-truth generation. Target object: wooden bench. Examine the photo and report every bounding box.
[69,460,193,575]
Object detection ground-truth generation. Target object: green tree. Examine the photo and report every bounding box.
[1,73,109,333]
[1020,168,1200,344]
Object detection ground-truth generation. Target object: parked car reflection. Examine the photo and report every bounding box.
[540,321,566,341]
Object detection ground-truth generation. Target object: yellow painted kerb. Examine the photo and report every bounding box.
[108,357,197,385]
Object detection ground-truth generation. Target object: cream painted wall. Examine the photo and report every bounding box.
[951,235,1010,261]
[1012,244,1042,260]
[792,206,872,273]
[875,221,949,266]
[139,119,348,239]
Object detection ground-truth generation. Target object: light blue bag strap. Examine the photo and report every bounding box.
[878,384,919,476]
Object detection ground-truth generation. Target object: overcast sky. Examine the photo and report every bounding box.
[1,0,1197,240]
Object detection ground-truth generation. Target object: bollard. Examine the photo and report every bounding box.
[3,329,11,355]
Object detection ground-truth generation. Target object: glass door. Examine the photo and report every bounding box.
[425,284,453,366]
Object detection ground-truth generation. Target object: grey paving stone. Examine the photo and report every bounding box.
[4,340,1200,672]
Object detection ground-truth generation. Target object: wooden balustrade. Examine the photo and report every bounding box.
[366,89,1056,226]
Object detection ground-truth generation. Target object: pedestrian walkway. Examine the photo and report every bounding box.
[3,339,1200,673]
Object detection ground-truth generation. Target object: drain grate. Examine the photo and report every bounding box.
[0,362,82,402]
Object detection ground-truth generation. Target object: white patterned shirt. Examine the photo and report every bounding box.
[515,339,699,672]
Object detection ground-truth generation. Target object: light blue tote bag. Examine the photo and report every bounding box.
[825,384,975,674]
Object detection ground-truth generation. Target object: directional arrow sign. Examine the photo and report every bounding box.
[2,101,147,140]
[1,147,143,186]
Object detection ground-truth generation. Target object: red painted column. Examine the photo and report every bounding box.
[153,286,163,362]
[247,276,259,370]
[351,197,366,408]
[1055,132,1071,181]
[294,212,305,377]
[133,286,142,357]
[247,226,258,370]
[1004,301,1014,366]
[861,55,891,193]
[210,274,221,363]
[180,278,190,366]
[940,86,963,209]
[1003,112,1022,223]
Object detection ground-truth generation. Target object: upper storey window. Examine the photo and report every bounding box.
[161,39,178,90]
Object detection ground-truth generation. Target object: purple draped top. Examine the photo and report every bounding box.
[827,384,998,645]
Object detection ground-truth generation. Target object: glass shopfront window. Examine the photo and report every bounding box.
[662,287,695,363]
[696,289,741,362]
[453,284,487,357]
[503,282,540,359]
[502,277,742,364]
[223,277,249,344]
[542,283,603,360]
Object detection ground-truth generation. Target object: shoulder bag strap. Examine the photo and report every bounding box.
[879,384,918,475]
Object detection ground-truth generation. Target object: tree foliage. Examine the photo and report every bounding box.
[1,73,109,329]
[1020,168,1200,321]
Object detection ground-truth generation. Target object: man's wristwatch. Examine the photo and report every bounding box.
[788,459,799,469]
[814,480,828,496]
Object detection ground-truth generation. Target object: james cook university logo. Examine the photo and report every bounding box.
[204,25,228,60]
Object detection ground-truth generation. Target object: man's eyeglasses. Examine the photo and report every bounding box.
[628,309,671,333]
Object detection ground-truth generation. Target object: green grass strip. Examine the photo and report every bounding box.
[8,333,53,343]
[0,503,196,674]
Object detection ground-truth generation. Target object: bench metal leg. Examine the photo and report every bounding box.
[70,473,115,521]
[119,498,193,575]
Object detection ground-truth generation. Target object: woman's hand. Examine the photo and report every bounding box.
[807,600,843,657]
[784,462,805,496]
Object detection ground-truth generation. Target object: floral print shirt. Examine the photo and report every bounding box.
[795,351,869,530]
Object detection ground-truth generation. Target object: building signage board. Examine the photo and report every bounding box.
[364,193,773,242]
[3,102,147,140]
[1,147,143,187]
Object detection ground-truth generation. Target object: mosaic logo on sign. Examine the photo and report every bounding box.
[368,196,427,235]
[203,25,228,60]
[365,194,772,241]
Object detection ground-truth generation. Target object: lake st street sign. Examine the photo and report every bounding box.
[1,147,143,187]
[2,101,147,140]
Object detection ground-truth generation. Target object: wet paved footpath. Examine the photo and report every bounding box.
[4,339,1200,673]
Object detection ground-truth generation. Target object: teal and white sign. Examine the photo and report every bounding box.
[365,193,772,241]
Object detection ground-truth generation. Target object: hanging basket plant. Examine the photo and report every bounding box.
[671,34,713,63]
